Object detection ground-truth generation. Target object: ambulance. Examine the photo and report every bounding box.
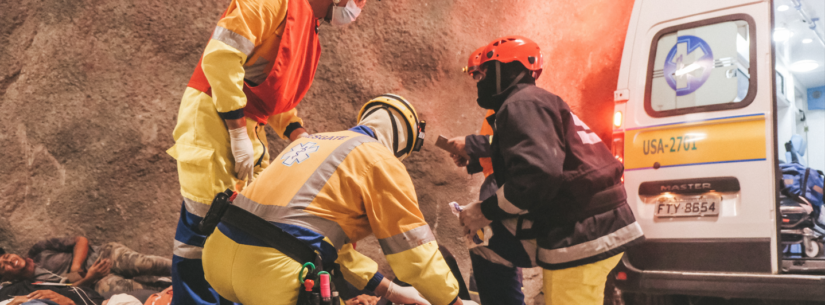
[611,0,825,302]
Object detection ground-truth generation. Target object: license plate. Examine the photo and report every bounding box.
[654,194,721,218]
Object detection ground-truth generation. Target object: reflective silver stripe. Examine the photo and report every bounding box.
[537,222,644,265]
[288,135,377,209]
[212,26,255,56]
[173,240,203,259]
[243,56,269,85]
[378,224,436,255]
[470,247,514,268]
[184,197,211,218]
[496,184,527,215]
[233,194,351,249]
[577,130,603,145]
[223,134,375,250]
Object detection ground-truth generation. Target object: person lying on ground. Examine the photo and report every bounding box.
[0,279,105,305]
[0,252,110,289]
[0,236,172,294]
[0,279,146,305]
[4,290,78,305]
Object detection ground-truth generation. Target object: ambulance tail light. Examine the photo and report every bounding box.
[613,111,623,128]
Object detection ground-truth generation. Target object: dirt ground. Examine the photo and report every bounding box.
[0,0,634,303]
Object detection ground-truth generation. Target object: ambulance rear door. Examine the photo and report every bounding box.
[617,0,778,274]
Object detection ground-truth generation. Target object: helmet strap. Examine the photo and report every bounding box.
[506,70,527,90]
[495,61,502,94]
[495,70,526,98]
[383,106,400,156]
[494,61,527,95]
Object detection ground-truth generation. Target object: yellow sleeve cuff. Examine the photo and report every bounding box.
[335,243,379,290]
[386,241,459,305]
[267,108,304,140]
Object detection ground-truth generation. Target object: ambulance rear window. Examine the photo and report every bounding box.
[645,15,756,117]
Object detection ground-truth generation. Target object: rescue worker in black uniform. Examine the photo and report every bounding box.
[458,36,645,305]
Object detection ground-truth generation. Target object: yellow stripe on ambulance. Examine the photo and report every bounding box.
[625,114,766,170]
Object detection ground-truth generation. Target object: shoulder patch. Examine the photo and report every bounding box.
[281,142,320,166]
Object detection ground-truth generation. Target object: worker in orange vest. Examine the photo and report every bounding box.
[166,0,366,304]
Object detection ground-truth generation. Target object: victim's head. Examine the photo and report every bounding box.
[0,253,36,282]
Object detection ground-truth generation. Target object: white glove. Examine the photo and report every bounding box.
[384,283,431,305]
[229,126,255,183]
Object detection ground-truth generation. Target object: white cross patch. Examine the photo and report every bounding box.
[281,142,320,166]
[571,114,602,145]
[671,41,707,89]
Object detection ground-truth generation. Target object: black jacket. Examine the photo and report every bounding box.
[479,84,644,269]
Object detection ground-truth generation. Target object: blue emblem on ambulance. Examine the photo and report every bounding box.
[663,35,714,96]
[281,142,319,166]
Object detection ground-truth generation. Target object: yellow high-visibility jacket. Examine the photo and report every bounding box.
[230,128,460,305]
[168,0,303,206]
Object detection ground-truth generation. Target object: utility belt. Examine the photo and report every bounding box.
[198,189,346,305]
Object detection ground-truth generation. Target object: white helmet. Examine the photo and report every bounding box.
[357,94,426,160]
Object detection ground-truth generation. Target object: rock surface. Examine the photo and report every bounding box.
[0,0,633,303]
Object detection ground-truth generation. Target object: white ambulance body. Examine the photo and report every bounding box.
[612,0,825,301]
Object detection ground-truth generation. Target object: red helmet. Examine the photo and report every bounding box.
[463,46,486,76]
[477,36,543,79]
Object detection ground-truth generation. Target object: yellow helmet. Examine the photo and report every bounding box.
[357,94,426,159]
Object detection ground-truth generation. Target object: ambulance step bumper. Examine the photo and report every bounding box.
[615,256,825,301]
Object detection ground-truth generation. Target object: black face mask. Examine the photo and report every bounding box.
[476,72,499,106]
[476,61,528,110]
[477,81,511,110]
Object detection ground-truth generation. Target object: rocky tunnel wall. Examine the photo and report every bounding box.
[0,0,634,299]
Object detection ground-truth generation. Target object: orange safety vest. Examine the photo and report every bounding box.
[479,109,495,178]
[186,0,322,124]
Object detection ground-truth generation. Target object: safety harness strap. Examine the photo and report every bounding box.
[221,204,323,269]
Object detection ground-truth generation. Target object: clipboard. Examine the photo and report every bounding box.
[435,135,464,156]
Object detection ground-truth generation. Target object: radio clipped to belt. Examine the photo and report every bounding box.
[198,189,347,305]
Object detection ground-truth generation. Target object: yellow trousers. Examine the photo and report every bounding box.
[543,253,623,305]
[202,228,303,305]
[167,88,269,206]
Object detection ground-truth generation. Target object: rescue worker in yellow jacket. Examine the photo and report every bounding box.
[166,0,367,304]
[201,95,463,305]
